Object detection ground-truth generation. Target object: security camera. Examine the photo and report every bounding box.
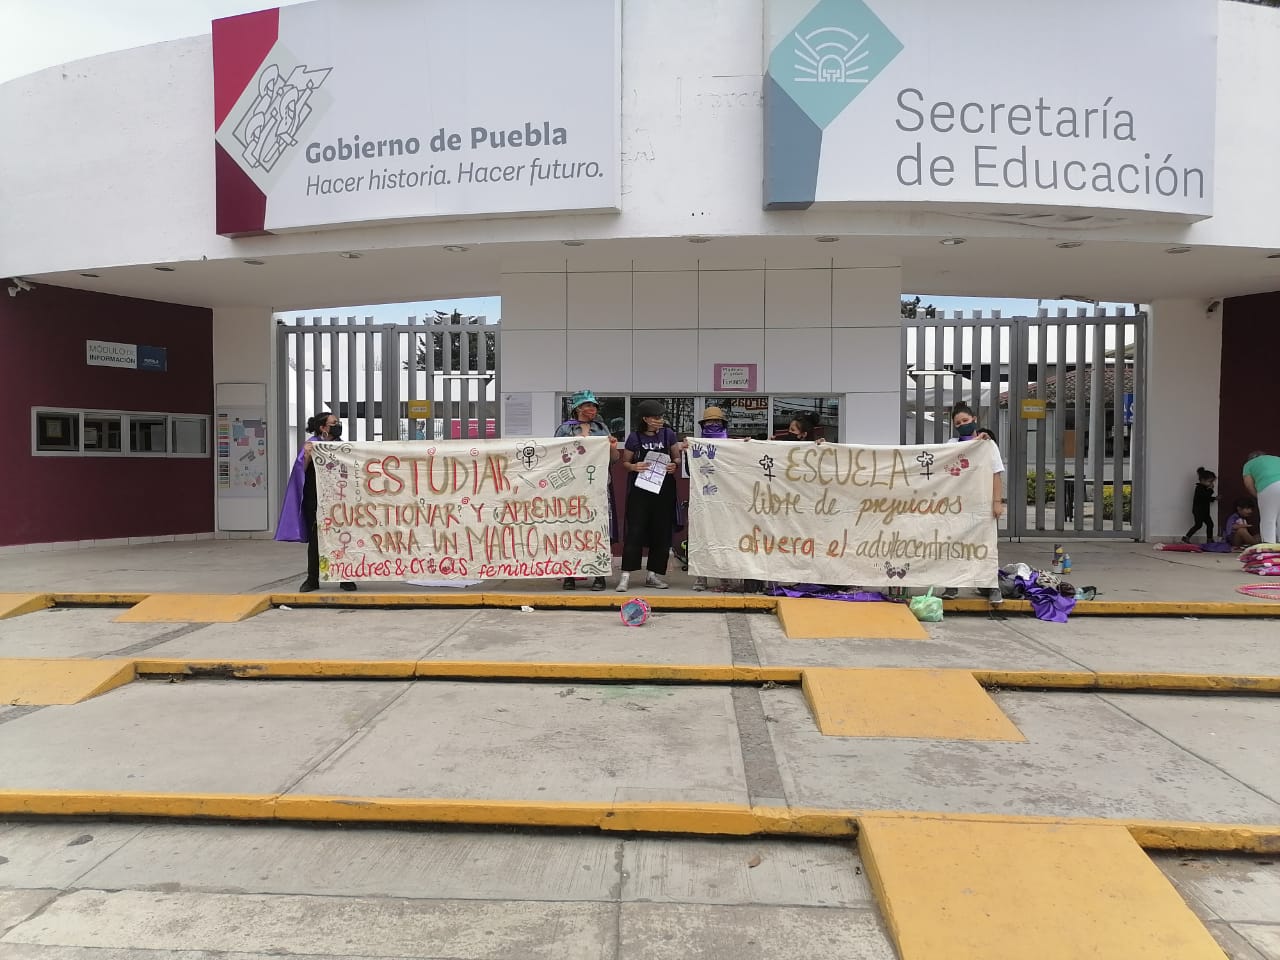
[1206,299,1221,314]
[5,277,33,296]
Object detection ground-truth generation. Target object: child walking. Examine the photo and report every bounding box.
[1182,467,1217,543]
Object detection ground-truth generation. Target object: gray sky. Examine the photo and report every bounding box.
[0,0,311,84]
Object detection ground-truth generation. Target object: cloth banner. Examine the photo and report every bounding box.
[312,437,612,582]
[687,439,999,587]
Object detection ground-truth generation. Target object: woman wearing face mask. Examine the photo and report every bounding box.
[617,400,682,592]
[275,410,357,593]
[554,389,620,591]
[939,403,1004,604]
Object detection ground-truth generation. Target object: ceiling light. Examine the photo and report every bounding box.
[939,237,966,246]
[242,259,265,266]
[79,272,100,278]
[1055,241,1083,249]
[443,245,469,253]
[687,236,712,244]
[153,266,176,272]
[1165,245,1191,254]
[815,236,839,243]
[338,251,362,259]
[562,240,586,247]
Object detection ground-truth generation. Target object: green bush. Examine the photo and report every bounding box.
[1025,470,1056,505]
[1102,484,1133,522]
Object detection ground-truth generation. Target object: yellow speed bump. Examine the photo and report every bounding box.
[0,593,53,621]
[858,816,1227,960]
[115,594,271,623]
[803,668,1025,740]
[0,658,135,705]
[776,597,928,640]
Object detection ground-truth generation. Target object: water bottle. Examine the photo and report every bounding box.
[1062,552,1072,574]
[1052,544,1064,574]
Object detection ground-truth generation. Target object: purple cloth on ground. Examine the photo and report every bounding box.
[274,438,316,544]
[1016,572,1075,623]
[1200,541,1232,553]
[767,584,888,602]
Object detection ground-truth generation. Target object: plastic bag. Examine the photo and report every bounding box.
[908,589,944,623]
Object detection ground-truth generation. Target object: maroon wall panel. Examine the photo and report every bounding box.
[0,284,214,546]
[1218,291,1280,525]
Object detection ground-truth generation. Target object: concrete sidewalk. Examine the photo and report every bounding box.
[0,537,1270,603]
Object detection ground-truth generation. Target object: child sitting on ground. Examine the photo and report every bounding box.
[1223,497,1261,551]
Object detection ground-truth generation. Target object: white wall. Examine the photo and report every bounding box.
[499,263,901,442]
[212,306,275,534]
[1144,298,1221,539]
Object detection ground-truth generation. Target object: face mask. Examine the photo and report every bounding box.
[701,423,727,438]
[328,424,342,440]
[954,422,977,438]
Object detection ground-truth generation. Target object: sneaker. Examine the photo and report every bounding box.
[693,576,708,592]
[939,587,959,600]
[645,573,670,589]
[591,577,607,591]
[299,581,319,593]
[1180,536,1192,544]
[615,572,631,593]
[562,577,577,590]
[340,581,357,592]
[982,587,1003,606]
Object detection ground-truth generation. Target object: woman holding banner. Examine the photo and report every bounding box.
[617,399,681,592]
[554,389,619,591]
[275,411,357,593]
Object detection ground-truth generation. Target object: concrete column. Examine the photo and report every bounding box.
[212,306,275,534]
[1144,298,1221,540]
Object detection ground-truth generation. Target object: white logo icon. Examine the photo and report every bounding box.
[232,62,332,172]
[793,27,871,84]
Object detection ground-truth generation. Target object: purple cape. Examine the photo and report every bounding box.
[274,436,318,543]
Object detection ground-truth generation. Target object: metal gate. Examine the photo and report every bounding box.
[902,308,1146,540]
[275,312,500,493]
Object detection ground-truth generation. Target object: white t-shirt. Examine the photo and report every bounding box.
[947,436,1005,475]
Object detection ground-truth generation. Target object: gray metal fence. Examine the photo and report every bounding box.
[903,308,1145,540]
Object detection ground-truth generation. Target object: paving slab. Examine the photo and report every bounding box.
[752,612,1087,671]
[72,823,620,901]
[762,688,1280,822]
[1204,921,1273,960]
[621,837,870,907]
[0,888,617,960]
[1154,854,1280,924]
[1101,695,1280,804]
[1004,617,1280,676]
[0,946,390,960]
[1234,925,1280,959]
[141,608,481,662]
[0,610,186,660]
[0,682,406,794]
[0,824,144,889]
[617,902,894,960]
[292,681,749,804]
[0,891,60,937]
[422,609,734,664]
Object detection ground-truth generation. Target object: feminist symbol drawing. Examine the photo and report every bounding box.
[916,451,934,479]
[585,465,597,484]
[514,442,546,470]
[758,454,776,481]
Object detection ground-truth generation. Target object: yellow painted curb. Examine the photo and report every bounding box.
[271,591,479,608]
[858,816,1226,960]
[0,659,136,705]
[133,659,419,679]
[803,668,1025,740]
[0,792,1277,852]
[0,594,54,621]
[975,670,1280,694]
[116,594,271,623]
[48,593,149,607]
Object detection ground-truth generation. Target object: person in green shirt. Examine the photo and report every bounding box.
[1242,451,1280,544]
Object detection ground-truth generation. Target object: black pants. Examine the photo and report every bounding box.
[1184,512,1215,541]
[305,520,321,586]
[622,481,675,575]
